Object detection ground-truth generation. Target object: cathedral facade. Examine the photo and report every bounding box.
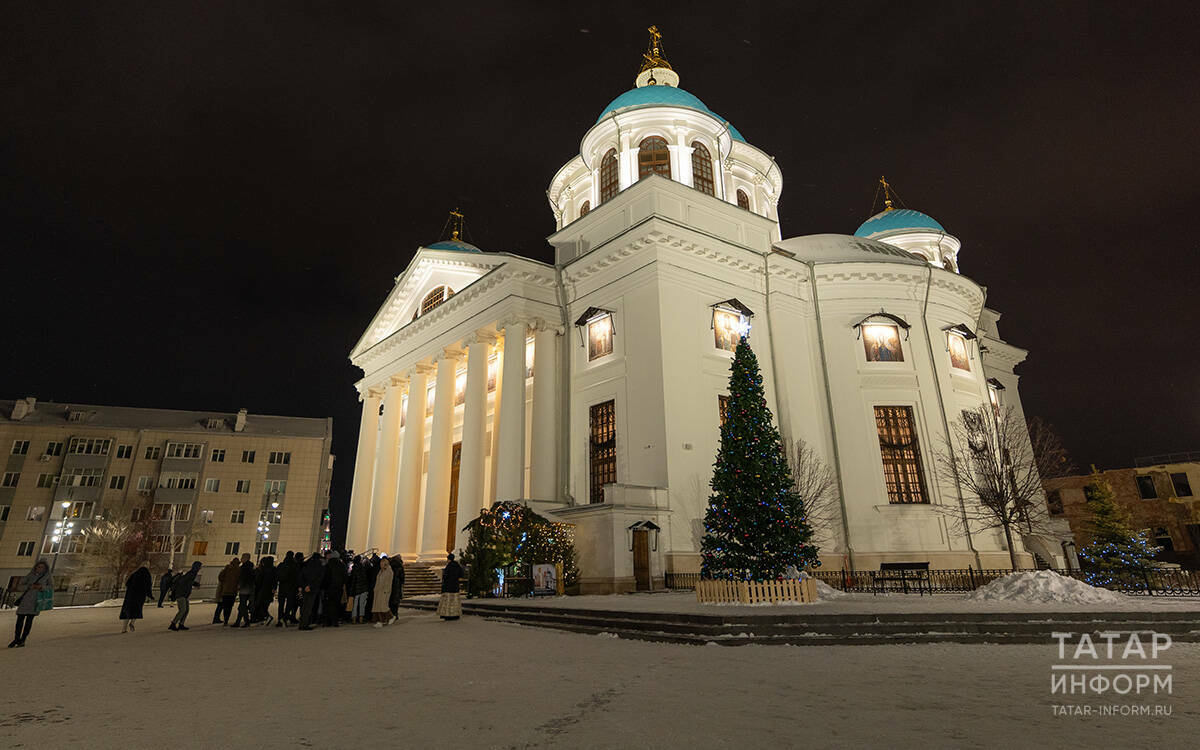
[345,31,1061,592]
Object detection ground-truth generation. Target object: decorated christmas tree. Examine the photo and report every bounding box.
[1078,468,1159,587]
[701,336,820,579]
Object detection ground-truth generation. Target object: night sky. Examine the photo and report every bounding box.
[5,2,1198,543]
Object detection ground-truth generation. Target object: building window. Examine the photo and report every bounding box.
[1046,489,1064,515]
[874,405,929,504]
[231,509,245,524]
[718,394,730,428]
[151,503,188,521]
[199,509,214,523]
[599,148,619,203]
[115,444,133,459]
[204,478,220,493]
[241,450,255,464]
[69,438,111,455]
[948,332,971,372]
[268,451,291,465]
[579,200,590,217]
[63,468,103,487]
[736,189,750,210]
[589,400,616,504]
[254,541,278,557]
[150,535,185,554]
[455,369,467,406]
[587,314,614,362]
[0,505,9,522]
[637,136,670,180]
[166,443,203,459]
[43,535,86,555]
[3,472,21,488]
[66,501,95,519]
[1135,475,1157,499]
[36,473,55,488]
[1154,527,1174,552]
[17,541,35,556]
[224,541,241,556]
[1171,472,1192,497]
[192,540,208,556]
[419,286,453,316]
[235,480,251,494]
[691,141,715,196]
[211,448,226,462]
[264,480,287,496]
[45,441,63,457]
[863,324,904,362]
[11,440,30,455]
[713,308,745,352]
[131,507,146,522]
[26,506,45,522]
[260,510,282,525]
[145,446,161,460]
[136,476,154,491]
[109,475,126,490]
[159,473,197,490]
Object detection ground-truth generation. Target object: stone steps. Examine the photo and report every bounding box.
[401,565,442,598]
[397,599,1200,646]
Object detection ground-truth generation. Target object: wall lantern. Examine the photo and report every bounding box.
[627,520,661,552]
[710,298,755,336]
[573,306,615,348]
[852,310,911,341]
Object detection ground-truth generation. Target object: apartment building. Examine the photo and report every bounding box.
[0,397,333,594]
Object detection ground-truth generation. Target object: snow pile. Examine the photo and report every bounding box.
[967,570,1125,605]
[92,598,123,608]
[815,580,847,600]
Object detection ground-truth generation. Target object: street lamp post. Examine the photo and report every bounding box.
[256,489,281,561]
[48,500,75,580]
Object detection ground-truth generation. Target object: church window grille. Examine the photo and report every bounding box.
[736,189,750,210]
[579,200,590,217]
[599,149,619,203]
[589,400,616,504]
[420,286,453,316]
[638,136,670,181]
[874,406,928,504]
[691,142,715,196]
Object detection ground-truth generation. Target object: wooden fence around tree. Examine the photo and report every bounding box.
[695,578,818,605]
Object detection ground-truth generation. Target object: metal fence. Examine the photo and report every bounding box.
[664,569,1200,597]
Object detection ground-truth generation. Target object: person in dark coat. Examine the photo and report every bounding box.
[120,563,153,633]
[9,559,52,648]
[168,561,202,631]
[321,551,347,627]
[347,555,370,624]
[275,551,300,627]
[364,554,380,619]
[387,555,405,622]
[232,554,256,627]
[437,553,464,621]
[297,552,324,630]
[157,568,174,607]
[252,556,278,624]
[212,557,241,625]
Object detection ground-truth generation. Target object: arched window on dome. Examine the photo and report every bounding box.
[599,149,619,204]
[691,141,714,196]
[736,189,750,211]
[418,285,453,317]
[579,200,590,217]
[909,251,929,263]
[638,136,671,181]
[942,256,958,273]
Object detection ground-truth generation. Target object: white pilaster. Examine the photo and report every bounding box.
[345,386,382,552]
[458,332,494,519]
[392,363,433,560]
[529,321,560,501]
[495,318,529,501]
[367,374,405,552]
[487,341,504,505]
[418,347,464,562]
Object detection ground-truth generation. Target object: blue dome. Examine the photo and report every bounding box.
[854,208,946,238]
[596,86,746,142]
[426,239,482,253]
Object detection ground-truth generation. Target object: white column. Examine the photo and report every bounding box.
[495,319,528,501]
[367,375,405,552]
[487,341,504,505]
[458,332,494,519]
[392,363,432,560]
[345,387,382,551]
[418,348,464,562]
[529,321,560,501]
[619,147,639,190]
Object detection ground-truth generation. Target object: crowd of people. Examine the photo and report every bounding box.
[7,550,466,647]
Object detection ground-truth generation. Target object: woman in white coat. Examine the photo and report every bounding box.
[370,557,393,628]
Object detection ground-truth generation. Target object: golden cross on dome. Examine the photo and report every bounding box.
[640,25,671,73]
[448,207,465,240]
[879,176,896,212]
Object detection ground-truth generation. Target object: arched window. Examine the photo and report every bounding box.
[942,256,957,273]
[736,189,750,210]
[691,141,714,196]
[419,285,453,317]
[638,136,671,180]
[579,200,591,217]
[599,149,618,203]
[909,251,929,262]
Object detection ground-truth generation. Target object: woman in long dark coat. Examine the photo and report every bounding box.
[120,563,153,633]
[252,556,278,625]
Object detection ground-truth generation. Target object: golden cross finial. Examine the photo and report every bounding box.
[449,207,464,240]
[880,176,895,212]
[640,25,671,73]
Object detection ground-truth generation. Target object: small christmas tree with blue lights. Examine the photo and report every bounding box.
[701,336,819,580]
[1078,469,1159,587]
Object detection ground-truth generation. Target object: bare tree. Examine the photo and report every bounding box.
[785,438,843,551]
[81,498,153,594]
[936,404,1071,569]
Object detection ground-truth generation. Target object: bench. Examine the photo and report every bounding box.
[871,562,931,596]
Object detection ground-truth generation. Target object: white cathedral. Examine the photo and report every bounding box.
[344,29,1065,593]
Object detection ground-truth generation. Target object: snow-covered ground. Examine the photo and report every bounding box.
[967,570,1128,605]
[1,604,1193,748]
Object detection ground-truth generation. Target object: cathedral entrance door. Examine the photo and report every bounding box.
[632,529,650,591]
[445,442,462,552]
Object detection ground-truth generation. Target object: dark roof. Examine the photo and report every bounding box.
[1,399,330,439]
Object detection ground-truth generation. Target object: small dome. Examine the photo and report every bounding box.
[854,208,945,238]
[596,86,746,142]
[426,239,483,253]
